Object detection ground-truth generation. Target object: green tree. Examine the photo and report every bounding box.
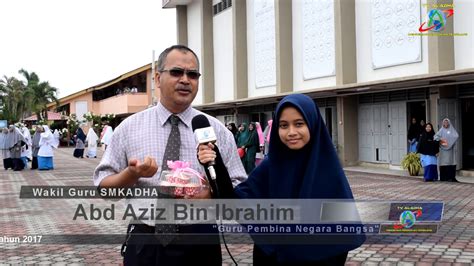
[18,69,59,121]
[0,75,29,123]
[83,112,116,135]
[67,113,80,136]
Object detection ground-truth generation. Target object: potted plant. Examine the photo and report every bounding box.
[401,152,422,176]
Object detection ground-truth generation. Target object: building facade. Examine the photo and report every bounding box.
[161,0,474,170]
[50,64,159,122]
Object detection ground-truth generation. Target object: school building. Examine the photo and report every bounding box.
[51,0,474,172]
[162,0,474,171]
[48,64,159,122]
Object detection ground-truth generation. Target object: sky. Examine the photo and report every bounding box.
[0,0,177,97]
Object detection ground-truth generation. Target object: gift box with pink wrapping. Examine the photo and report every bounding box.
[157,161,207,197]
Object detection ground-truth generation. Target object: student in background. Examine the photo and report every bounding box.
[417,123,439,182]
[408,117,421,153]
[255,122,265,166]
[9,125,26,171]
[226,122,238,143]
[53,129,60,148]
[242,122,260,174]
[38,125,57,170]
[86,128,99,158]
[263,119,272,155]
[1,128,12,170]
[434,118,459,182]
[73,127,86,158]
[236,123,249,164]
[420,119,426,128]
[21,126,32,162]
[226,122,238,135]
[100,123,114,151]
[31,126,42,169]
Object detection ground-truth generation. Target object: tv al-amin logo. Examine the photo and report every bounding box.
[393,209,422,229]
[419,8,454,32]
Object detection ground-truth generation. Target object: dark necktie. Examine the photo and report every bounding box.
[161,115,181,170]
[156,114,181,246]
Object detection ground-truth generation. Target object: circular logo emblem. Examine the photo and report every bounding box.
[399,210,416,228]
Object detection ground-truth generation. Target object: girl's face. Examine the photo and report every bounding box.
[278,107,310,150]
[425,124,432,132]
[443,120,449,128]
[248,124,254,131]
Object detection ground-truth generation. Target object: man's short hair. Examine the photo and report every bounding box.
[156,45,200,72]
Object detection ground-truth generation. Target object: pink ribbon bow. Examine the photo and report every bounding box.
[166,160,206,183]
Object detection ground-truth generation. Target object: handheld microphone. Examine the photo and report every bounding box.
[192,114,217,180]
[191,115,238,265]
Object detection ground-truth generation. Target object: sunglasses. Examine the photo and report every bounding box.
[160,68,201,80]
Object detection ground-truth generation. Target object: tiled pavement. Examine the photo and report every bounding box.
[0,147,473,265]
[344,170,474,266]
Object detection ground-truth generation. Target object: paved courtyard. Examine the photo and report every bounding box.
[0,147,473,265]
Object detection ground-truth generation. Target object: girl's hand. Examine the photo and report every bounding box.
[197,143,216,165]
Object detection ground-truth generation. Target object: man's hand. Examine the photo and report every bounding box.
[98,156,159,188]
[127,156,159,179]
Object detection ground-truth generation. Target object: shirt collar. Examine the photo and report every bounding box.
[156,102,193,128]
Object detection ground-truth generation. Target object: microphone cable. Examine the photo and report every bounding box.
[212,184,238,265]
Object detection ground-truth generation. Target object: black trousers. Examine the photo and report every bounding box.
[123,224,222,266]
[3,158,13,170]
[12,158,25,171]
[73,149,84,158]
[31,157,38,169]
[440,165,457,181]
[253,245,348,266]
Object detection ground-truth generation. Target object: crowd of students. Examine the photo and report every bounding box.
[72,124,114,158]
[225,120,273,174]
[0,123,114,171]
[0,125,57,170]
[408,117,459,182]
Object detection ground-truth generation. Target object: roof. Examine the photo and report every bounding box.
[23,111,67,121]
[162,0,192,8]
[48,63,152,108]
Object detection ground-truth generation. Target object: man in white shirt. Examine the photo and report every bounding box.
[93,45,246,265]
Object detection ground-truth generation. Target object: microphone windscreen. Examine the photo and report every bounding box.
[192,114,217,143]
[192,114,211,131]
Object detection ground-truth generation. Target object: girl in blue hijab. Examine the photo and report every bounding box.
[73,128,86,158]
[234,94,364,265]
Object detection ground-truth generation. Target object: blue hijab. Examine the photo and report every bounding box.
[235,94,364,262]
[76,128,86,143]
